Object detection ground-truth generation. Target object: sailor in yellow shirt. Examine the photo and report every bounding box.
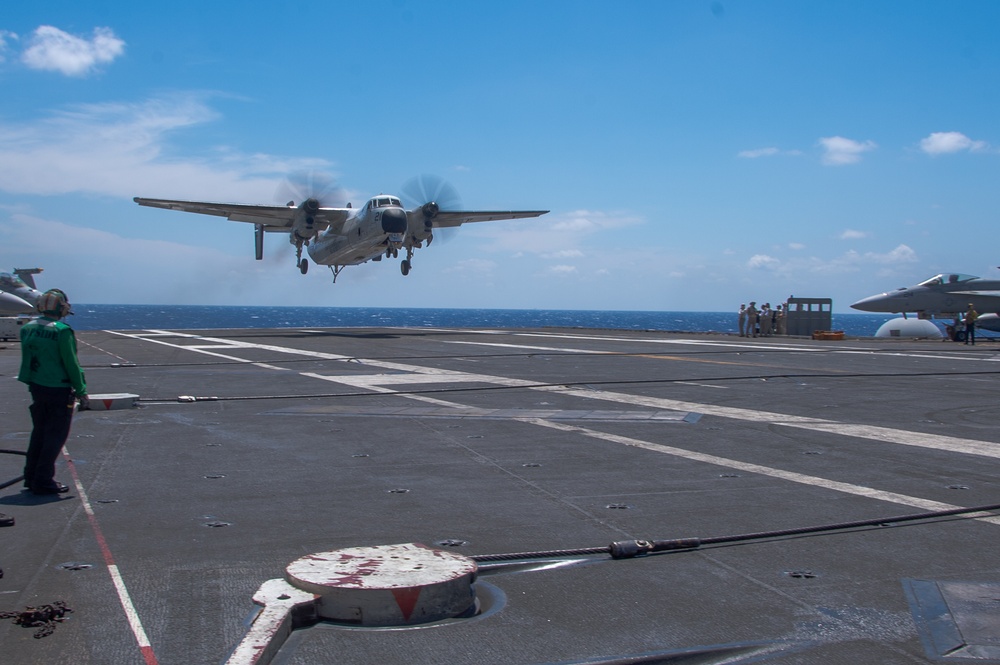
[17,289,89,495]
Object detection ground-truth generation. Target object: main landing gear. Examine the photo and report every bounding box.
[294,243,308,275]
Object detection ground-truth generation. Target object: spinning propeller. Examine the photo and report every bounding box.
[274,171,348,274]
[275,171,348,210]
[400,174,462,244]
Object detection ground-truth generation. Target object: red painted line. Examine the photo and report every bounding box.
[64,448,161,665]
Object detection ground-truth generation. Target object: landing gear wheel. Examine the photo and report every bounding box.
[299,259,309,275]
[400,260,411,276]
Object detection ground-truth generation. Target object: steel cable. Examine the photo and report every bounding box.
[470,501,1000,562]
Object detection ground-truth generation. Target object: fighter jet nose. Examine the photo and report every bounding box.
[0,291,33,314]
[850,294,885,312]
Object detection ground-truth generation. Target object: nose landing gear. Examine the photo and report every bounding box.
[400,245,414,276]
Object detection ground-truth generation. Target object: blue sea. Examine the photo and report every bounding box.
[67,305,901,338]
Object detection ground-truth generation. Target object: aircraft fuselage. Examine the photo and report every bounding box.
[851,273,1000,318]
[305,198,409,267]
[0,273,41,315]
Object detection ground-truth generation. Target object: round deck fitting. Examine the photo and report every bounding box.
[285,542,478,626]
[86,393,139,410]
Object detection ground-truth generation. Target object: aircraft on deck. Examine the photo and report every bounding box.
[851,272,1000,333]
[134,176,548,282]
[0,268,44,315]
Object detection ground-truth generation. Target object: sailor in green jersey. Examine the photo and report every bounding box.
[17,289,89,495]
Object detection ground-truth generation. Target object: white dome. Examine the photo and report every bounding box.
[874,317,944,338]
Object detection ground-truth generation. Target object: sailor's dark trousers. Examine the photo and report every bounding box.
[24,384,75,491]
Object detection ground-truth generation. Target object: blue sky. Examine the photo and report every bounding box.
[1,1,999,313]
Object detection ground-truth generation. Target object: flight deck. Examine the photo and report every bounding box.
[3,326,1000,664]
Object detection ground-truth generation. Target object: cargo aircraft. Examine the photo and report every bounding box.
[0,268,44,315]
[851,272,1000,333]
[134,176,547,282]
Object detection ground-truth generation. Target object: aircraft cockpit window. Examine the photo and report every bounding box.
[372,197,402,208]
[918,273,977,287]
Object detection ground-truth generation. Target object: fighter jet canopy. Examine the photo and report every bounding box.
[918,273,977,287]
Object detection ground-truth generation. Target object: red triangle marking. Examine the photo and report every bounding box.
[391,587,422,621]
[102,399,113,410]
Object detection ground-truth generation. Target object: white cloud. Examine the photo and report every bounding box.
[543,249,584,259]
[788,242,805,250]
[21,26,125,77]
[546,265,577,275]
[868,243,917,264]
[443,258,497,274]
[747,254,780,269]
[737,147,804,159]
[919,131,987,155]
[738,147,779,159]
[840,229,868,240]
[0,30,16,63]
[472,209,643,258]
[818,136,876,165]
[0,94,330,201]
[0,211,261,303]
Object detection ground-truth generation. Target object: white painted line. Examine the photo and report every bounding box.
[64,447,159,664]
[523,418,1000,525]
[542,386,1000,460]
[301,370,527,390]
[444,340,607,354]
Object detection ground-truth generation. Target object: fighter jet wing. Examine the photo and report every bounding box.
[133,197,352,233]
[413,210,549,229]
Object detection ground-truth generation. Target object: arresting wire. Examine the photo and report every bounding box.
[471,501,1000,562]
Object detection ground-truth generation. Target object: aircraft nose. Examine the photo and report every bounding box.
[381,208,407,234]
[0,291,33,314]
[850,294,889,312]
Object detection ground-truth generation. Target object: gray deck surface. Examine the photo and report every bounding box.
[3,326,1000,664]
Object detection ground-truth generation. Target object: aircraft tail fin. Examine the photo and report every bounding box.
[13,268,43,289]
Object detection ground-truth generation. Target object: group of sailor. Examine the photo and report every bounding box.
[738,301,787,337]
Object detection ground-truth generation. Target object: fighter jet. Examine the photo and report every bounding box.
[851,272,1000,335]
[851,273,1000,318]
[0,268,44,315]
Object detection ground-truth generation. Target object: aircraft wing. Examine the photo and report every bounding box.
[133,197,352,233]
[412,210,549,229]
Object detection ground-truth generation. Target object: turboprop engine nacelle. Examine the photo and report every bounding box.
[410,201,441,242]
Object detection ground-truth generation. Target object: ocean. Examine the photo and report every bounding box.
[66,305,901,338]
